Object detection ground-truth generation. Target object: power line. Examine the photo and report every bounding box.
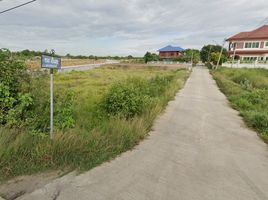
[0,0,37,15]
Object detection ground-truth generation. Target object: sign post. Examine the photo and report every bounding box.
[41,55,61,139]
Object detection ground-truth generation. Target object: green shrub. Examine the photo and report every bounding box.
[0,49,32,126]
[205,62,213,69]
[27,73,75,133]
[54,91,75,130]
[0,49,75,133]
[101,78,150,118]
[101,75,176,118]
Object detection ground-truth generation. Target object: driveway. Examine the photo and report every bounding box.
[19,66,268,200]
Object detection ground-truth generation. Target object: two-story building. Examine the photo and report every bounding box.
[226,25,268,61]
[158,45,184,59]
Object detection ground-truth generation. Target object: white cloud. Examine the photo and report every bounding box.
[0,0,267,56]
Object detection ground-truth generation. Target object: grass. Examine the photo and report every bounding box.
[211,67,268,143]
[0,65,190,182]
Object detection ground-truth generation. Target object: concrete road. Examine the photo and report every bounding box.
[19,67,268,200]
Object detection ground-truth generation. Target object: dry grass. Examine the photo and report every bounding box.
[26,59,106,70]
[0,65,190,182]
[104,63,189,70]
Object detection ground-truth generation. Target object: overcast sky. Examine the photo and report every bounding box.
[0,0,268,56]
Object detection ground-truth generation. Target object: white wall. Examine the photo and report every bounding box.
[223,61,268,69]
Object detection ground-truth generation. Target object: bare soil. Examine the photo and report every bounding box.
[0,171,66,200]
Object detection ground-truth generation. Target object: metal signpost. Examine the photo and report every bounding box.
[41,55,61,139]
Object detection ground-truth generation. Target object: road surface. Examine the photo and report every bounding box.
[19,67,268,200]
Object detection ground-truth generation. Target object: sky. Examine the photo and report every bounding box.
[0,0,268,56]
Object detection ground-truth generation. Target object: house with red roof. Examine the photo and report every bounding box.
[226,25,268,61]
[158,45,185,59]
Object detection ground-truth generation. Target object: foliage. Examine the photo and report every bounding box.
[0,48,75,132]
[200,44,228,63]
[15,49,60,58]
[26,73,75,133]
[0,66,190,181]
[101,75,175,118]
[144,52,159,63]
[211,67,268,143]
[102,78,150,118]
[184,49,200,65]
[0,49,32,126]
[210,52,227,65]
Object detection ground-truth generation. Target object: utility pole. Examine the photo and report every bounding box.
[216,39,226,70]
[207,45,212,63]
[191,50,194,67]
[231,43,236,68]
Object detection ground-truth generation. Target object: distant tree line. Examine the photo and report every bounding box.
[12,49,142,60]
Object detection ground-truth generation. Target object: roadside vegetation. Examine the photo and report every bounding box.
[200,44,228,69]
[0,49,190,181]
[211,67,268,143]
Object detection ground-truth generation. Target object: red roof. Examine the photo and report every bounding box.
[227,25,268,41]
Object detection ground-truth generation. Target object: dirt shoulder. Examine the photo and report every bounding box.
[0,171,66,200]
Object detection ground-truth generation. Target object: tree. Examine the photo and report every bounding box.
[184,49,200,65]
[210,52,227,65]
[200,45,227,63]
[143,52,159,63]
[144,52,152,63]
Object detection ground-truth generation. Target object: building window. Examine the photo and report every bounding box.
[265,42,268,47]
[231,43,236,48]
[245,42,252,48]
[253,42,260,48]
[245,42,260,48]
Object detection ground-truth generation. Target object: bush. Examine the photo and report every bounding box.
[0,49,32,126]
[27,73,75,133]
[101,75,176,118]
[205,62,213,69]
[101,78,150,118]
[0,48,75,133]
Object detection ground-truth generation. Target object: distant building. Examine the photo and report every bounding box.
[226,25,268,61]
[158,45,184,59]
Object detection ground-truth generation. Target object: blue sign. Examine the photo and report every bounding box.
[41,55,61,69]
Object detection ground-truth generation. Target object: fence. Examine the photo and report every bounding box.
[223,60,268,69]
[148,61,192,66]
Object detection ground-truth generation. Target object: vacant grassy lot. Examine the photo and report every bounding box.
[0,65,190,181]
[26,58,106,70]
[211,67,268,143]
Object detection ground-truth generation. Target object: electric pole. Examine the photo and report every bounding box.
[216,39,226,70]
